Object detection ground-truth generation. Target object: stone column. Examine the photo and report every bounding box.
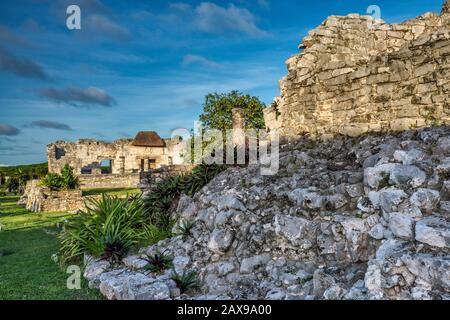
[232,107,245,148]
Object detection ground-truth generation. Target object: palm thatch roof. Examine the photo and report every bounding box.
[131,131,166,147]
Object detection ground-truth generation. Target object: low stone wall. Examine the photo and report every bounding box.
[20,180,84,213]
[139,165,195,193]
[79,173,140,189]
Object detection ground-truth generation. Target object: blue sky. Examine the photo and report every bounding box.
[0,0,443,165]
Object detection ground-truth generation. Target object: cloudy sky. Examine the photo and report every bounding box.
[0,0,442,165]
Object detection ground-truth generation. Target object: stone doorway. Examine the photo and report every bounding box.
[140,159,157,172]
[100,159,113,174]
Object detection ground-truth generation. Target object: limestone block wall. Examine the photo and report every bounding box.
[21,180,84,213]
[47,139,130,174]
[265,2,450,137]
[78,173,140,189]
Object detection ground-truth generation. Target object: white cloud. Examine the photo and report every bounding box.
[194,2,269,37]
[85,14,129,41]
[169,2,192,12]
[160,2,268,37]
[182,54,221,68]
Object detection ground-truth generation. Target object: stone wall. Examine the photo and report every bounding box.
[20,180,84,213]
[78,173,140,189]
[265,1,450,137]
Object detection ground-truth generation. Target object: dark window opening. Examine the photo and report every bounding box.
[55,147,66,160]
[81,166,92,174]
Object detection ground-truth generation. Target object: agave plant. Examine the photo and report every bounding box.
[60,164,79,190]
[128,193,141,202]
[142,164,226,240]
[170,269,199,294]
[183,164,226,196]
[143,175,184,230]
[144,249,173,273]
[59,194,148,264]
[175,220,195,239]
[100,236,133,264]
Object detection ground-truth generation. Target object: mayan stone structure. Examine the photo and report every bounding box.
[46,131,186,189]
[264,1,450,137]
[47,131,184,175]
[20,180,84,212]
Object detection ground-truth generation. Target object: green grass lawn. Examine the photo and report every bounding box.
[0,196,102,300]
[82,187,141,197]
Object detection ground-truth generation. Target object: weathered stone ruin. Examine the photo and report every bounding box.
[83,1,450,301]
[86,125,450,300]
[47,131,185,189]
[48,131,183,175]
[18,131,189,212]
[19,180,84,212]
[264,1,450,137]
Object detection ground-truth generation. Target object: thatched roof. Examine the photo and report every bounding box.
[132,131,166,147]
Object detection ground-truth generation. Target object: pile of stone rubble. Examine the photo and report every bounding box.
[84,126,450,300]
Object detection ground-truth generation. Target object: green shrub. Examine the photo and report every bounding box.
[41,173,63,190]
[59,194,150,264]
[60,164,79,190]
[0,163,48,194]
[41,164,79,191]
[141,224,172,245]
[4,176,20,194]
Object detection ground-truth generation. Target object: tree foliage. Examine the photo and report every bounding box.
[199,91,266,132]
[40,164,79,190]
[0,163,48,194]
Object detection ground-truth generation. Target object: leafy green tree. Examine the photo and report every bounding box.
[5,177,19,193]
[199,91,266,132]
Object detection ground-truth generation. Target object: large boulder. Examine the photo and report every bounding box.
[415,217,450,248]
